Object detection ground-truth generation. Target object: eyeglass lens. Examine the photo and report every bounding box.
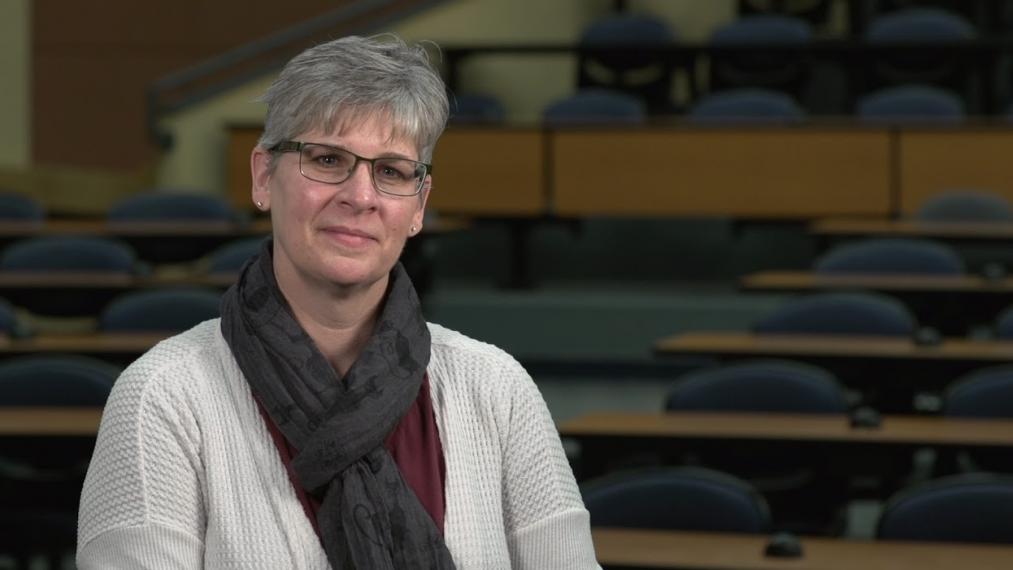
[299,143,424,196]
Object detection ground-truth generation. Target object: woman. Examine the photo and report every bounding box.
[77,35,599,569]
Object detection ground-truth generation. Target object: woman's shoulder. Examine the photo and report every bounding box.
[125,318,221,372]
[111,318,225,403]
[427,322,521,370]
[426,322,532,397]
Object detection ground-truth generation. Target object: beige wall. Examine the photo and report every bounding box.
[0,0,30,168]
[156,80,272,194]
[157,0,736,194]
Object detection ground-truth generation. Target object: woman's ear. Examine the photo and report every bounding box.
[251,147,272,211]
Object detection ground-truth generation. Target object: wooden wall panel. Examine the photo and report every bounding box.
[899,130,1013,215]
[429,128,546,216]
[32,51,196,169]
[225,125,1013,222]
[31,0,386,170]
[552,129,893,218]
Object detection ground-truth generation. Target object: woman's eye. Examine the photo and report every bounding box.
[315,154,342,168]
[378,165,409,180]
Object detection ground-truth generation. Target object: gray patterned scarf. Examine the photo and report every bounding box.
[220,239,456,569]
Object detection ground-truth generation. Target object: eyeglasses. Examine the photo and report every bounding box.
[269,140,431,197]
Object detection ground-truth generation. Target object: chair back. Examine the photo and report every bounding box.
[666,359,847,413]
[108,191,236,222]
[866,7,976,42]
[582,467,771,532]
[0,355,118,406]
[754,292,916,336]
[865,7,976,92]
[543,89,647,126]
[814,238,965,275]
[915,191,1013,222]
[709,15,812,94]
[99,288,221,332]
[208,237,265,273]
[688,88,805,123]
[578,13,677,114]
[943,365,1013,471]
[877,474,1013,544]
[994,305,1013,339]
[0,297,18,335]
[945,365,1013,418]
[857,85,965,123]
[712,14,813,43]
[0,236,136,272]
[450,93,506,124]
[0,192,44,221]
[0,355,119,528]
[737,0,833,28]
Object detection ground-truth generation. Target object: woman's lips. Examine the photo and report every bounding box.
[321,226,376,248]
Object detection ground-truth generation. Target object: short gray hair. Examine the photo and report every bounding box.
[259,34,449,163]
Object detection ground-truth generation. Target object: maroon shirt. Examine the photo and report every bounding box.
[255,373,447,538]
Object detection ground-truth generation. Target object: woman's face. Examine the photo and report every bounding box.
[251,115,429,295]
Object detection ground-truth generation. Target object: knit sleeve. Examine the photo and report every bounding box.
[77,354,207,569]
[499,359,600,569]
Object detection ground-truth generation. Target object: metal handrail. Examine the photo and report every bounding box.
[147,0,445,149]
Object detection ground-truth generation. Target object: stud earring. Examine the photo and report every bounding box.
[410,225,417,235]
[256,201,264,209]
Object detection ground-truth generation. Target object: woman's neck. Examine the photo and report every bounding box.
[273,264,387,377]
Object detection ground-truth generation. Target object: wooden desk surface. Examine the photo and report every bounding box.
[655,331,1013,362]
[562,411,1013,448]
[592,528,1013,569]
[0,217,465,238]
[811,218,1013,240]
[0,271,235,289]
[741,271,1013,293]
[0,271,138,288]
[0,332,171,354]
[0,219,268,237]
[0,407,103,436]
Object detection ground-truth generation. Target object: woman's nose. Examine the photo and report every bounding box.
[337,160,378,208]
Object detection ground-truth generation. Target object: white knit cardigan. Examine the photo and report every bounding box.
[77,319,599,569]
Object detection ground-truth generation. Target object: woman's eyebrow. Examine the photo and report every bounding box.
[312,140,417,161]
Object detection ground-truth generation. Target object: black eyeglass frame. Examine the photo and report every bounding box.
[268,140,432,197]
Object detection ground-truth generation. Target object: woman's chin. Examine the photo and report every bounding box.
[316,259,389,290]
